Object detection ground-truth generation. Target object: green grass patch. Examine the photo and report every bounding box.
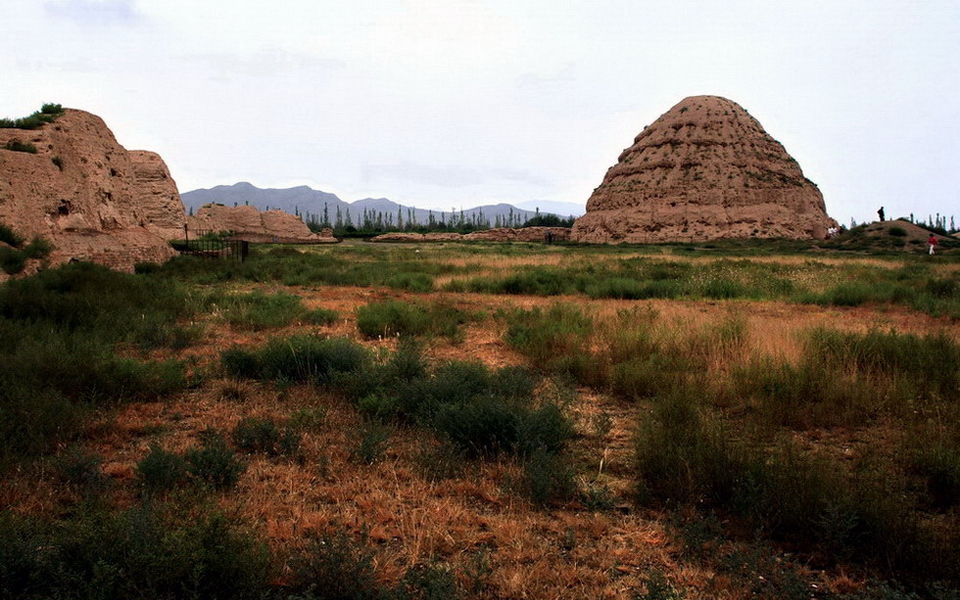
[356,299,471,339]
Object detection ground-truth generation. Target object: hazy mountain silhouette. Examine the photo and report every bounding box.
[180,182,567,227]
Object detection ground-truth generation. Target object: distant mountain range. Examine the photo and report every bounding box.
[180,182,583,228]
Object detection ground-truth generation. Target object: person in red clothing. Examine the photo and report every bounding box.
[928,234,939,255]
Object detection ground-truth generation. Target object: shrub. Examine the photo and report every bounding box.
[0,222,23,247]
[433,395,573,457]
[303,307,338,325]
[386,272,434,292]
[703,277,746,299]
[731,356,874,428]
[222,336,371,383]
[585,278,683,300]
[635,387,746,505]
[0,246,26,274]
[888,226,908,237]
[520,448,577,506]
[504,304,593,376]
[286,531,382,600]
[3,140,38,153]
[909,434,960,510]
[806,327,959,399]
[351,424,391,465]
[221,291,306,330]
[51,155,63,170]
[232,416,301,456]
[0,506,272,600]
[136,445,188,493]
[356,299,468,339]
[184,431,245,490]
[0,261,192,347]
[54,447,107,490]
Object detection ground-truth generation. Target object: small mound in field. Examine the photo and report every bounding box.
[828,219,958,252]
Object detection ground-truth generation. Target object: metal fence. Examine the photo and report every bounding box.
[173,227,248,262]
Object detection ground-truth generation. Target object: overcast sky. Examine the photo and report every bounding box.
[3,0,958,223]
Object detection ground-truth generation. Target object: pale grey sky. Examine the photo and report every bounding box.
[3,0,958,224]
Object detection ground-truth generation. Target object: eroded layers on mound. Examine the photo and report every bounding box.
[186,204,338,243]
[571,96,835,243]
[0,109,184,270]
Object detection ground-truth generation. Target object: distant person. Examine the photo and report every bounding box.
[928,234,939,255]
[877,207,885,222]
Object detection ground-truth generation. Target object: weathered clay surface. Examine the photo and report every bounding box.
[129,150,187,240]
[370,227,570,243]
[571,96,835,243]
[186,204,337,243]
[0,109,183,271]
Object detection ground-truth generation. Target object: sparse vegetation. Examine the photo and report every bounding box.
[3,239,960,597]
[356,299,470,339]
[3,139,38,153]
[0,102,64,129]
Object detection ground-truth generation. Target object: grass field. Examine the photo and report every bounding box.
[2,239,959,599]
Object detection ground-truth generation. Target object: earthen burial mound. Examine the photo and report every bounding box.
[571,96,835,243]
[186,204,337,243]
[0,108,184,271]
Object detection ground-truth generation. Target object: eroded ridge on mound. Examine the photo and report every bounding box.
[0,108,185,271]
[571,96,835,243]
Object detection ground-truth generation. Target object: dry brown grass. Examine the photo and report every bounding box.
[6,274,959,598]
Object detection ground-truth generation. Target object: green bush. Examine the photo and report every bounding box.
[385,272,434,292]
[351,424,391,465]
[504,304,593,376]
[805,327,959,399]
[888,226,908,237]
[220,291,306,330]
[0,246,26,274]
[0,222,23,247]
[232,416,300,456]
[53,446,107,490]
[303,307,339,325]
[0,261,192,346]
[3,140,38,153]
[520,448,577,506]
[184,431,245,490]
[703,277,746,299]
[136,445,188,493]
[286,531,383,599]
[0,505,271,600]
[356,299,469,339]
[222,335,371,383]
[0,103,64,130]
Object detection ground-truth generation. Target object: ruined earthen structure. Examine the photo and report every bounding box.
[571,96,835,243]
[371,227,570,243]
[0,109,184,271]
[186,204,337,243]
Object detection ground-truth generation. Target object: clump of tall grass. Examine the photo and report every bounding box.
[0,504,271,600]
[221,335,371,383]
[355,299,470,339]
[218,290,307,330]
[806,327,959,399]
[232,416,301,457]
[634,385,960,582]
[504,304,594,378]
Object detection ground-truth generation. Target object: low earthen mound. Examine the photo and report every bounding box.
[186,204,337,243]
[571,96,836,243]
[827,219,958,253]
[370,227,570,243]
[0,108,184,271]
